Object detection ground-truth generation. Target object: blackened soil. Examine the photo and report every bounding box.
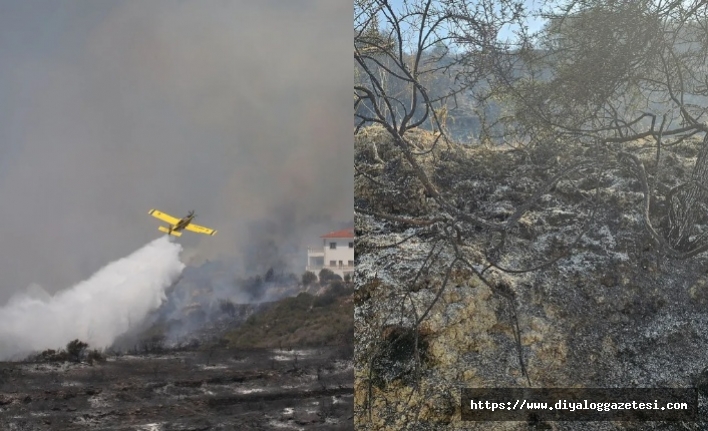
[0,347,353,430]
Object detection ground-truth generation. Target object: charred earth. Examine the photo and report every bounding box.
[0,265,354,430]
[355,125,708,430]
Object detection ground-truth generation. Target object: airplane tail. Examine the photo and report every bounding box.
[158,226,182,237]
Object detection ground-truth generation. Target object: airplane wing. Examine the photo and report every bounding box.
[185,223,217,236]
[148,209,180,225]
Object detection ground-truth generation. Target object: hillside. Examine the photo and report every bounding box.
[224,284,354,350]
[355,124,708,430]
[111,277,354,354]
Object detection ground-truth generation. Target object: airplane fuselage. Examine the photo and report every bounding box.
[170,215,195,232]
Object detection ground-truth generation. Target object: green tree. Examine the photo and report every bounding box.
[319,268,342,283]
[302,270,317,286]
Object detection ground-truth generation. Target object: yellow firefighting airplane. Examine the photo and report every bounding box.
[148,209,217,237]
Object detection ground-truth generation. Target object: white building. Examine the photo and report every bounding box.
[306,228,354,279]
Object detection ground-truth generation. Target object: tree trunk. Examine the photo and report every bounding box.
[669,133,708,249]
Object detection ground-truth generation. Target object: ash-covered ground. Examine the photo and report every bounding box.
[0,261,354,430]
[354,125,708,430]
[0,347,353,430]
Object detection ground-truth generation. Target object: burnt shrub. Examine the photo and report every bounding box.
[86,349,106,365]
[220,299,236,317]
[240,275,264,300]
[264,267,275,282]
[371,326,430,389]
[66,339,88,363]
[36,348,69,362]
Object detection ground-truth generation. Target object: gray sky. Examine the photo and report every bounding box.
[0,0,352,303]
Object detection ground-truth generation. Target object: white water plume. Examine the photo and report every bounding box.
[0,236,184,360]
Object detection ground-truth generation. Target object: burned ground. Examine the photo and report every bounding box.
[0,278,354,430]
[354,125,708,430]
[0,347,352,430]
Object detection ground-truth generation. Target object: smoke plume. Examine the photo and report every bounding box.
[0,0,352,303]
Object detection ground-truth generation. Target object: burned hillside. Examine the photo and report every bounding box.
[110,260,317,350]
[355,124,708,430]
[109,259,354,353]
[354,0,708,428]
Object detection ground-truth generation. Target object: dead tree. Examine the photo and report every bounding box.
[354,0,558,427]
[510,0,708,256]
[355,0,708,428]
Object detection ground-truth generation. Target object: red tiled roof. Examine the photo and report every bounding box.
[321,228,355,239]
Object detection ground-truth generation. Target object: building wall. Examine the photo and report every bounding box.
[322,238,354,267]
[306,237,354,279]
[309,255,324,267]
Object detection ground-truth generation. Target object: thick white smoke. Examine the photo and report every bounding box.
[0,236,184,360]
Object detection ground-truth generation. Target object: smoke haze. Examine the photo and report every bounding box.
[0,0,353,303]
[0,237,184,360]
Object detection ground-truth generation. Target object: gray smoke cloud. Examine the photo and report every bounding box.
[0,0,352,304]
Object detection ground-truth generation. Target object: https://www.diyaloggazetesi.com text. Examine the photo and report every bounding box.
[461,388,697,421]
